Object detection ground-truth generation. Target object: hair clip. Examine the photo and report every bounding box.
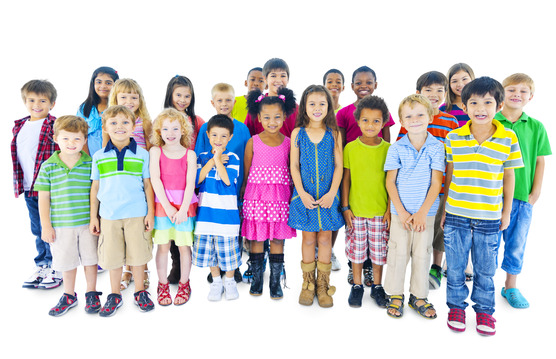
[115,70,118,74]
[175,75,180,78]
[255,94,265,103]
[278,94,286,102]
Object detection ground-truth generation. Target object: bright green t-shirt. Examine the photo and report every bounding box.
[231,95,248,123]
[343,137,390,218]
[495,111,552,202]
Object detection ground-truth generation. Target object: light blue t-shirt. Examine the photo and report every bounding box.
[77,105,104,156]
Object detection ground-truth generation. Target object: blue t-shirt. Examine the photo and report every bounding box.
[77,105,103,156]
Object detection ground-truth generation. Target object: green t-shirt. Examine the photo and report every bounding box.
[495,111,552,202]
[231,95,248,123]
[343,137,390,218]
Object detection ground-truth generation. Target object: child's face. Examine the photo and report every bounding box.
[400,103,432,135]
[266,68,289,95]
[306,92,328,123]
[211,91,235,117]
[463,93,502,126]
[357,108,384,139]
[325,73,344,99]
[172,86,192,113]
[94,73,115,100]
[352,72,377,100]
[103,113,134,145]
[450,70,472,98]
[160,118,184,146]
[25,92,55,121]
[504,83,533,111]
[54,130,86,156]
[116,92,140,115]
[246,70,266,93]
[258,103,285,135]
[418,84,445,110]
[207,126,232,153]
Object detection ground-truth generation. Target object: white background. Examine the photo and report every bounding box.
[1,1,554,357]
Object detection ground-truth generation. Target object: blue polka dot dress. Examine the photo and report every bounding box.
[288,127,345,232]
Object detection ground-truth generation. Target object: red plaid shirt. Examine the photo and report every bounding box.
[11,114,58,198]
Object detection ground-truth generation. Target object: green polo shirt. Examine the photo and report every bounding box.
[495,111,552,203]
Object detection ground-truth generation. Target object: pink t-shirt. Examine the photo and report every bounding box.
[336,103,395,144]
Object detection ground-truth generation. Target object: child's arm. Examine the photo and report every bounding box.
[529,156,545,205]
[407,169,443,232]
[240,138,254,200]
[318,131,343,208]
[385,169,412,230]
[38,191,55,243]
[213,146,231,186]
[143,121,153,151]
[381,126,391,143]
[89,180,101,236]
[501,168,516,231]
[143,178,155,231]
[197,156,215,185]
[383,199,391,231]
[149,147,178,221]
[290,128,317,209]
[174,150,197,225]
[341,167,355,229]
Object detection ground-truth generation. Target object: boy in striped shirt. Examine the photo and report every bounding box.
[35,116,101,316]
[442,77,523,336]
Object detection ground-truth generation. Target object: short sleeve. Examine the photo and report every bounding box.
[141,150,150,179]
[33,164,51,192]
[226,152,240,184]
[91,154,100,180]
[504,131,524,169]
[430,143,446,172]
[343,142,352,169]
[445,136,453,163]
[385,112,396,127]
[537,121,552,156]
[383,144,401,171]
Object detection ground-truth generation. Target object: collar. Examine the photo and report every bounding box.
[455,119,507,139]
[104,137,137,154]
[46,151,91,168]
[398,132,437,149]
[495,111,529,124]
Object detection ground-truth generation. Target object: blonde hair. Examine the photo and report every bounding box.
[108,78,152,139]
[211,83,235,98]
[54,115,89,137]
[398,94,434,121]
[101,105,136,126]
[151,108,193,148]
[502,73,535,94]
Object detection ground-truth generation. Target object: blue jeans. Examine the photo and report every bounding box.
[498,198,532,275]
[24,191,52,266]
[444,213,500,315]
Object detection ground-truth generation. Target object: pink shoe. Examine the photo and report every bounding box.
[447,308,466,332]
[476,313,496,336]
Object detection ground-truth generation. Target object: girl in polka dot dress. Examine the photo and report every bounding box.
[242,87,297,299]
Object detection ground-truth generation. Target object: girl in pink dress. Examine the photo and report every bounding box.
[242,88,297,299]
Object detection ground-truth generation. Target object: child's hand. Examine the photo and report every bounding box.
[398,210,413,231]
[317,191,335,209]
[144,213,154,232]
[220,154,229,164]
[500,211,510,231]
[299,191,318,210]
[164,205,178,223]
[440,211,446,230]
[407,210,427,232]
[383,210,391,231]
[343,209,355,229]
[90,217,100,236]
[528,191,540,206]
[172,207,188,225]
[41,224,56,243]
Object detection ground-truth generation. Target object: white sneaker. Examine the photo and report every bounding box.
[331,251,341,271]
[22,265,47,288]
[208,278,224,301]
[38,268,63,289]
[224,277,239,300]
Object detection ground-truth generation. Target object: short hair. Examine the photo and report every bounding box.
[263,58,290,78]
[398,94,434,121]
[151,108,193,148]
[211,83,235,98]
[206,114,234,135]
[21,79,57,103]
[461,76,505,108]
[502,73,535,94]
[54,115,89,137]
[101,105,136,127]
[247,67,263,78]
[352,66,376,83]
[416,71,448,92]
[354,95,389,124]
[323,69,344,85]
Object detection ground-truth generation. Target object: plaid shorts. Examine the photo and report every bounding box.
[345,216,389,265]
[192,234,242,271]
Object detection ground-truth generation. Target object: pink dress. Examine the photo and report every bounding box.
[242,135,296,241]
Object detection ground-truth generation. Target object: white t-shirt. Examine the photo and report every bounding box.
[17,118,45,190]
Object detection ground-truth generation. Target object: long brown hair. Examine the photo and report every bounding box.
[296,85,339,134]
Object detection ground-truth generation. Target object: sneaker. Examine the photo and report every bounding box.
[476,313,496,336]
[242,261,253,283]
[49,293,78,317]
[447,308,466,332]
[348,284,364,308]
[331,251,341,271]
[208,278,224,301]
[38,268,63,289]
[429,264,442,289]
[99,293,123,317]
[363,267,374,287]
[84,291,103,314]
[347,267,354,285]
[370,284,388,308]
[134,290,155,312]
[22,265,46,288]
[224,277,239,300]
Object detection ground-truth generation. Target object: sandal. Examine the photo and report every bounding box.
[144,270,150,289]
[174,280,191,306]
[387,294,404,318]
[120,269,133,290]
[501,287,529,308]
[408,294,437,319]
[157,281,172,306]
[363,267,374,287]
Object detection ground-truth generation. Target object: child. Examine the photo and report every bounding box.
[90,105,155,316]
[77,66,119,156]
[494,73,551,308]
[323,69,345,113]
[164,75,205,149]
[442,77,523,335]
[439,63,475,127]
[244,58,298,137]
[242,87,297,299]
[150,108,197,306]
[35,115,101,316]
[289,85,344,308]
[193,115,242,301]
[396,71,459,289]
[384,94,444,319]
[12,79,62,289]
[231,67,266,123]
[341,95,391,308]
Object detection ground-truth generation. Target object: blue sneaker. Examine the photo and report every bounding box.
[49,293,78,317]
[348,284,364,308]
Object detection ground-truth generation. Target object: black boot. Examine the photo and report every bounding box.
[269,253,284,299]
[167,241,181,284]
[249,252,265,296]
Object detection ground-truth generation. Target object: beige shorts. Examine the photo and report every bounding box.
[97,217,153,270]
[51,225,98,272]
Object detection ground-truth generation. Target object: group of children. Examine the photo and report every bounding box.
[12,58,551,336]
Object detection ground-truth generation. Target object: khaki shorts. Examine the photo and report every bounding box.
[97,217,153,270]
[51,225,98,272]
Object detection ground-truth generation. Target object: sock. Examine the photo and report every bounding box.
[269,253,284,263]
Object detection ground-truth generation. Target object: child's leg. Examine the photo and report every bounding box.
[316,230,332,263]
[178,245,192,284]
[155,243,171,284]
[384,215,411,316]
[84,265,98,292]
[270,239,284,254]
[302,232,318,263]
[352,262,364,285]
[62,268,77,295]
[443,213,472,311]
[110,267,124,294]
[131,265,146,292]
[409,216,436,317]
[250,240,265,254]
